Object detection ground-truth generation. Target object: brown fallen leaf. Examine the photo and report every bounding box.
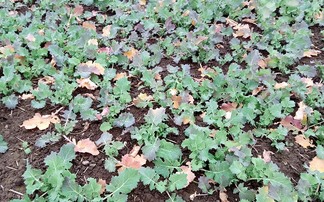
[87,39,98,46]
[77,78,98,90]
[133,93,153,106]
[220,102,238,112]
[309,156,324,172]
[21,113,60,130]
[274,82,290,89]
[295,135,314,148]
[172,95,182,109]
[139,0,146,6]
[262,150,274,163]
[82,21,96,31]
[252,86,264,95]
[303,49,321,58]
[39,76,55,85]
[233,24,252,38]
[73,5,84,17]
[21,94,35,100]
[78,61,105,75]
[280,115,303,131]
[113,72,127,81]
[123,47,138,60]
[74,138,99,155]
[179,162,195,187]
[98,179,106,194]
[102,25,111,37]
[294,101,307,121]
[117,154,146,172]
[219,191,229,202]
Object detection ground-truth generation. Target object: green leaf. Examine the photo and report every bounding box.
[205,161,234,187]
[23,164,43,194]
[156,139,182,161]
[2,94,18,109]
[106,169,140,195]
[35,132,61,148]
[145,107,167,125]
[83,178,101,199]
[269,104,283,118]
[0,135,8,153]
[316,145,324,159]
[105,158,117,172]
[168,173,187,191]
[113,112,135,128]
[142,139,160,161]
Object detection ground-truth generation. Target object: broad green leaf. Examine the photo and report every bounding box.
[168,173,187,191]
[142,139,160,161]
[145,107,167,125]
[156,139,182,161]
[106,169,140,195]
[2,94,18,109]
[23,164,43,194]
[83,178,101,199]
[205,161,234,187]
[113,112,135,128]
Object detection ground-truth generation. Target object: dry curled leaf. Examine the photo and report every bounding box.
[78,61,105,76]
[295,135,314,148]
[74,138,99,156]
[309,157,324,172]
[133,93,153,105]
[88,39,98,46]
[233,24,252,38]
[21,94,35,100]
[172,95,182,109]
[280,115,303,131]
[21,113,60,130]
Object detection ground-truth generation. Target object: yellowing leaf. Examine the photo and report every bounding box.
[78,61,105,75]
[309,157,324,172]
[303,49,321,58]
[74,138,99,156]
[295,135,314,148]
[102,25,111,37]
[21,113,60,130]
[123,47,138,60]
[76,78,98,90]
[82,21,96,31]
[133,93,153,105]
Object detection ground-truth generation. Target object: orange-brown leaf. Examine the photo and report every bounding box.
[74,138,99,155]
[180,162,195,187]
[82,21,96,31]
[303,49,321,58]
[21,113,60,130]
[309,157,324,172]
[295,135,314,148]
[102,25,111,37]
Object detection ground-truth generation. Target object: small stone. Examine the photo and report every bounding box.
[90,163,96,167]
[82,160,89,165]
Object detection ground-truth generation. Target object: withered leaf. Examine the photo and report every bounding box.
[74,138,99,156]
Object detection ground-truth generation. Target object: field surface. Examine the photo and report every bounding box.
[0,0,324,201]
